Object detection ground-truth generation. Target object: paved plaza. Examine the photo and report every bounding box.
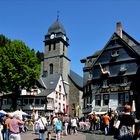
[21,131,86,140]
[21,130,115,140]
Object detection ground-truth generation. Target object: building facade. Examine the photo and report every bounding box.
[81,22,140,119]
[1,18,83,118]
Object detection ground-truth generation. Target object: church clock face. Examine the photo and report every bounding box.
[63,35,66,41]
[50,34,55,39]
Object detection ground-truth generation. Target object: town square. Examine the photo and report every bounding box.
[1,0,140,140]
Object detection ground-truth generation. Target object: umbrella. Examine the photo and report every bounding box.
[0,110,7,115]
[13,110,28,116]
[9,110,29,119]
[0,110,7,117]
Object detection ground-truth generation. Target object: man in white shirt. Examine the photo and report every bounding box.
[38,112,48,140]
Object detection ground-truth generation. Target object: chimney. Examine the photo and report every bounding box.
[116,22,122,38]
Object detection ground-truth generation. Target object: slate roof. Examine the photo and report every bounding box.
[37,74,61,96]
[69,70,83,89]
[47,20,66,35]
[121,30,140,55]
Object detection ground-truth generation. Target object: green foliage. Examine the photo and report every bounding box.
[0,35,40,93]
[36,51,44,64]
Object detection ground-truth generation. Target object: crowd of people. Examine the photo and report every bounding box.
[0,113,24,140]
[78,104,140,140]
[0,111,80,140]
[0,104,140,140]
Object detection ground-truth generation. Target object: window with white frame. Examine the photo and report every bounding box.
[59,93,61,100]
[59,85,61,92]
[63,95,65,101]
[56,92,58,98]
[59,103,61,110]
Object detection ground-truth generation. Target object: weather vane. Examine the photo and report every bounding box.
[57,10,60,21]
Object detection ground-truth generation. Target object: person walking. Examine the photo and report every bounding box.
[9,113,24,140]
[67,115,72,135]
[4,114,11,140]
[102,113,110,135]
[71,117,77,135]
[38,112,48,140]
[115,104,135,140]
[0,120,3,140]
[63,114,69,136]
[55,116,62,140]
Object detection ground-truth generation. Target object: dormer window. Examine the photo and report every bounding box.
[102,80,109,88]
[120,77,128,87]
[111,50,119,57]
[99,63,110,75]
[120,64,127,73]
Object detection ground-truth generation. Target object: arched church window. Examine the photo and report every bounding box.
[49,63,53,74]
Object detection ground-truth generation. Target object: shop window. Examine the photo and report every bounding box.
[118,93,125,106]
[103,94,109,105]
[23,99,28,105]
[95,95,101,106]
[41,99,45,104]
[35,99,40,105]
[29,99,34,105]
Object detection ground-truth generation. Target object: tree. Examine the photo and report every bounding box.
[0,35,40,110]
[36,51,44,64]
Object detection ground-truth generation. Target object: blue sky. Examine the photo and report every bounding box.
[1,0,140,76]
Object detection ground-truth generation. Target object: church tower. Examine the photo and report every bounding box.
[43,18,70,105]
